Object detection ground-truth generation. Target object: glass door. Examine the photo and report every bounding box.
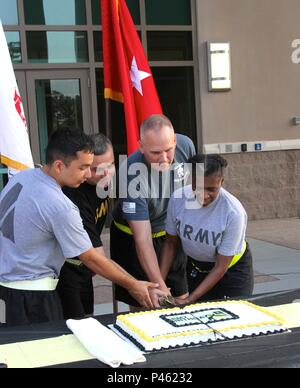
[26,70,91,164]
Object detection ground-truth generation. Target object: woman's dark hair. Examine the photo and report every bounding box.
[45,128,95,166]
[91,133,112,156]
[188,154,228,178]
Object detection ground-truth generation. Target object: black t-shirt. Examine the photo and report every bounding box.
[63,182,109,255]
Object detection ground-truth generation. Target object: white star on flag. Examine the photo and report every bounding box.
[130,56,151,96]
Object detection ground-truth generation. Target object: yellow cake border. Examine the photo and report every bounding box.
[117,300,285,343]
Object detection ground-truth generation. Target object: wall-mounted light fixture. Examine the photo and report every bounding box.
[207,42,231,91]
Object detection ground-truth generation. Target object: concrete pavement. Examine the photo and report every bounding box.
[93,218,300,315]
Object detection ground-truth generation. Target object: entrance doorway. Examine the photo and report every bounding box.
[16,70,92,164]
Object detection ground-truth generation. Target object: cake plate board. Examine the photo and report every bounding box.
[108,324,290,354]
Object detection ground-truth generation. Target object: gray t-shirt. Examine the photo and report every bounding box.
[0,169,92,282]
[166,185,247,262]
[113,134,196,233]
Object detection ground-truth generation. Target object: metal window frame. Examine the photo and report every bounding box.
[1,0,201,152]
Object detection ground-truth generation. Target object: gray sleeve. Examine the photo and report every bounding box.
[165,196,178,236]
[217,212,247,257]
[185,136,196,158]
[118,161,150,221]
[175,134,196,162]
[119,197,150,221]
[50,207,93,258]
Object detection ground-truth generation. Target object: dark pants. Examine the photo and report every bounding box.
[0,285,63,327]
[187,243,254,301]
[110,222,188,307]
[56,262,94,319]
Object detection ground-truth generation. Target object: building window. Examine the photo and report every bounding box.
[0,0,198,156]
[4,31,21,63]
[92,0,140,25]
[147,31,193,61]
[24,0,86,25]
[152,67,196,142]
[93,31,103,62]
[145,0,191,25]
[0,0,18,25]
[35,79,83,163]
[91,0,101,25]
[125,0,140,25]
[26,31,88,63]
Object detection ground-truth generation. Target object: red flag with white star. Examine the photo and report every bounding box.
[101,0,162,155]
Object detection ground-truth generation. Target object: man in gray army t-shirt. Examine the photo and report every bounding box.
[0,129,159,326]
[111,114,196,308]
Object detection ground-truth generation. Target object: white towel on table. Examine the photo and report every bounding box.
[66,318,146,368]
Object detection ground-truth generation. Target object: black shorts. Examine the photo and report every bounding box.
[187,243,254,301]
[56,262,94,319]
[0,285,63,327]
[110,222,188,307]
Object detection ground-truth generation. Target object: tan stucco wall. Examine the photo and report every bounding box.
[196,0,300,145]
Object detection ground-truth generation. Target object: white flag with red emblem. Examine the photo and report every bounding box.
[0,20,34,177]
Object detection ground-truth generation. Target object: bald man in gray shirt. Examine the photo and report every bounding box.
[111,114,196,309]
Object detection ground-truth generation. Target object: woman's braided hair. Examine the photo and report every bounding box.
[188,154,228,178]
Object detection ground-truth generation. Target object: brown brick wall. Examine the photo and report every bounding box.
[222,150,300,220]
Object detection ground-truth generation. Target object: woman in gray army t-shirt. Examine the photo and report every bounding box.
[160,154,254,304]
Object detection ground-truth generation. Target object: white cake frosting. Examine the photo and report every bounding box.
[115,301,287,352]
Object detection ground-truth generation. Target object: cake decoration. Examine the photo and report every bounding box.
[160,308,239,328]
